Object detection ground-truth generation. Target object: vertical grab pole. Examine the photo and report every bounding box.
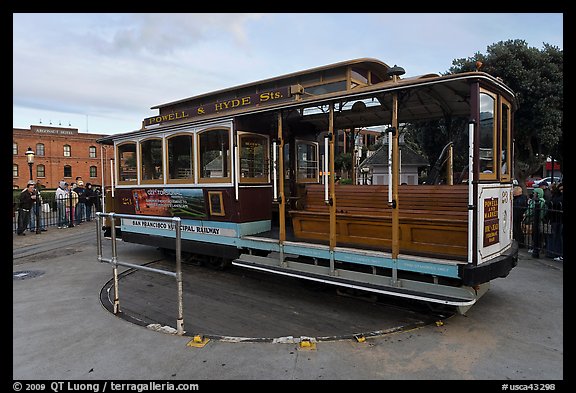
[447,143,454,185]
[109,212,120,314]
[234,141,240,201]
[468,122,475,264]
[272,140,278,201]
[389,90,400,286]
[324,136,329,203]
[277,112,287,267]
[387,130,393,204]
[328,103,336,274]
[174,217,184,335]
[110,158,115,198]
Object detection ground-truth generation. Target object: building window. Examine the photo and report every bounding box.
[140,138,163,183]
[13,142,18,155]
[64,144,71,157]
[167,134,194,183]
[90,166,97,178]
[13,164,18,177]
[64,165,72,178]
[238,133,269,183]
[198,128,231,182]
[117,142,137,183]
[37,164,45,178]
[89,146,97,158]
[36,143,45,157]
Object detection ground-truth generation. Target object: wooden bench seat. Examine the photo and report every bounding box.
[289,184,469,259]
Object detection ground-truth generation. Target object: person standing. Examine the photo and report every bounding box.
[56,181,69,228]
[66,183,79,227]
[512,185,528,248]
[74,180,87,224]
[539,181,552,202]
[526,187,546,258]
[17,181,37,235]
[548,182,563,261]
[29,180,47,232]
[84,182,95,221]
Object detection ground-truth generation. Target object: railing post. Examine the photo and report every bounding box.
[95,212,184,333]
[96,212,103,262]
[174,217,184,335]
[532,200,541,258]
[109,212,120,313]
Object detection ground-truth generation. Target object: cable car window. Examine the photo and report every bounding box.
[351,68,368,88]
[500,99,511,181]
[479,91,496,179]
[167,134,194,183]
[117,142,137,183]
[239,133,269,183]
[140,138,163,183]
[296,140,319,183]
[198,128,231,182]
[305,81,347,96]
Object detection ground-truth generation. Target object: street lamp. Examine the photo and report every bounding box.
[24,147,41,234]
[25,147,34,180]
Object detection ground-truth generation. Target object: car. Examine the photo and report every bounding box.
[533,176,562,187]
[525,176,542,188]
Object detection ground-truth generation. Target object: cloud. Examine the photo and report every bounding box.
[83,13,264,56]
[13,13,562,135]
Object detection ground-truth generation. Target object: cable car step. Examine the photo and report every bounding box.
[232,254,477,307]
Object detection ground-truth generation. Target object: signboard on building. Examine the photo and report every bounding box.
[30,125,78,135]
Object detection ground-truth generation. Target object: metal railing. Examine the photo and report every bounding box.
[95,212,184,335]
[513,205,563,259]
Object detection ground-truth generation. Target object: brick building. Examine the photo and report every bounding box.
[12,125,112,189]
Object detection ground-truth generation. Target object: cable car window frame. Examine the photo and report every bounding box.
[500,97,512,182]
[166,132,195,184]
[295,139,319,184]
[140,137,164,184]
[478,89,497,181]
[237,131,270,184]
[116,141,138,185]
[197,127,232,184]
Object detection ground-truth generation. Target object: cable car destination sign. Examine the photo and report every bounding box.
[143,86,295,127]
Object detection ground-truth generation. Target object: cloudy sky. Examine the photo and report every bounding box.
[13,13,563,135]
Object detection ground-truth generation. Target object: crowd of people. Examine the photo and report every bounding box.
[513,180,563,261]
[16,176,101,235]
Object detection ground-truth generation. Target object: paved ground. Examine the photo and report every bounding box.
[12,222,564,381]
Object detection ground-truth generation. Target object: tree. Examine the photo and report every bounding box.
[334,152,352,179]
[447,40,563,186]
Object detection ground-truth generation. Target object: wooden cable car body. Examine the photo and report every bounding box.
[98,58,518,313]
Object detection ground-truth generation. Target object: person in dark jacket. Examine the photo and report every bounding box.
[29,180,47,232]
[17,181,37,235]
[512,185,528,248]
[84,183,95,221]
[547,182,563,261]
[539,181,552,202]
[526,187,546,258]
[73,180,87,223]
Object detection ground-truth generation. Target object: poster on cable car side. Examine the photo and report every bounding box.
[117,188,206,218]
